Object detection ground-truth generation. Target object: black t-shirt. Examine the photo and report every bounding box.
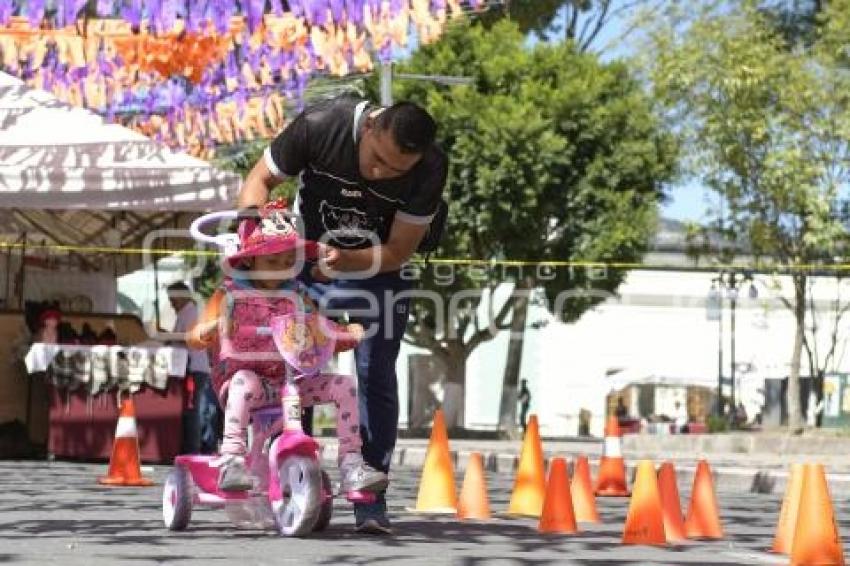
[266,95,448,249]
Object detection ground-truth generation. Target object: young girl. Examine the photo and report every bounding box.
[188,200,387,494]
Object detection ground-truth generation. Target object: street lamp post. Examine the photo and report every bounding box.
[707,270,756,419]
[729,285,738,412]
[707,283,723,416]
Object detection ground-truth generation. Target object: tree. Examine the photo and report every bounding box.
[759,0,826,47]
[480,0,668,52]
[800,275,850,426]
[381,20,675,432]
[647,1,850,431]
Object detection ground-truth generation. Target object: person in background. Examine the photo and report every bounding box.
[735,402,748,428]
[673,401,689,433]
[615,397,628,421]
[167,281,221,454]
[518,379,531,434]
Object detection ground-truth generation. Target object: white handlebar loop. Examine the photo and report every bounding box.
[190,210,240,257]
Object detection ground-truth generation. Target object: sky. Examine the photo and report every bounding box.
[527,3,709,224]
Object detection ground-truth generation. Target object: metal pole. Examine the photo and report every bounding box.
[717,294,724,417]
[380,61,393,107]
[19,232,27,309]
[730,290,737,419]
[153,257,161,334]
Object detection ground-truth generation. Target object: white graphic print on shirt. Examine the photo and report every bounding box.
[319,200,377,247]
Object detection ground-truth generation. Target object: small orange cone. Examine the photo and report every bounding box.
[457,452,491,520]
[790,464,845,566]
[771,463,804,555]
[538,457,578,534]
[596,416,629,497]
[571,455,600,523]
[622,460,666,545]
[413,409,457,513]
[657,462,687,543]
[685,460,723,539]
[98,398,154,487]
[507,415,547,517]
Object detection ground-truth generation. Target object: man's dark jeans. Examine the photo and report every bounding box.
[182,371,222,455]
[300,270,411,473]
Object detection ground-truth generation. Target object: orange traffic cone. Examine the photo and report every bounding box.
[790,464,845,566]
[657,462,687,543]
[507,414,546,517]
[596,416,629,496]
[457,452,491,520]
[538,457,578,534]
[571,455,600,523]
[771,463,804,555]
[685,460,723,539]
[98,397,153,486]
[413,409,457,513]
[622,460,666,545]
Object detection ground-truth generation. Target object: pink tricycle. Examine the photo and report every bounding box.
[162,210,374,537]
[161,317,376,537]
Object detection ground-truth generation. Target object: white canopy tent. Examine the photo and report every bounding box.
[0,71,242,310]
[0,71,240,211]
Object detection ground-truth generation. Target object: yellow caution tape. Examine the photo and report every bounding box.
[1,240,849,272]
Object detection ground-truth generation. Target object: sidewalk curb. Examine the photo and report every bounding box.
[319,442,850,496]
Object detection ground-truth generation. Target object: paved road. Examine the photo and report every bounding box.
[1,460,848,565]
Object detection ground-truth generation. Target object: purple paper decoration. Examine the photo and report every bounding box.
[287,0,305,19]
[329,0,345,23]
[96,0,112,17]
[0,1,11,26]
[57,0,87,28]
[148,0,163,32]
[269,0,284,16]
[245,0,265,32]
[121,0,143,28]
[346,0,364,26]
[1,0,478,153]
[304,0,329,27]
[210,0,235,34]
[26,0,45,27]
[185,0,207,33]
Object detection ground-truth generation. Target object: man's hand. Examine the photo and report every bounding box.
[310,243,341,282]
[316,216,427,275]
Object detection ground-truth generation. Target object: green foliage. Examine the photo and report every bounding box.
[819,0,850,66]
[395,20,676,324]
[706,414,729,433]
[647,1,850,429]
[648,3,850,265]
[759,0,826,47]
[477,0,569,36]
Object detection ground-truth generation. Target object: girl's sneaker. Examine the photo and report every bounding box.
[339,453,389,493]
[215,454,253,491]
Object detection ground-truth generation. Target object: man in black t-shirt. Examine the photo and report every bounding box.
[238,95,448,534]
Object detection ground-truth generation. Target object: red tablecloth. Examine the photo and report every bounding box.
[47,378,184,464]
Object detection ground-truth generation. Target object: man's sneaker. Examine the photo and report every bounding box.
[354,498,392,535]
[215,454,253,492]
[339,453,389,493]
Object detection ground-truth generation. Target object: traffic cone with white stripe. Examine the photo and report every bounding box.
[98,397,154,487]
[595,416,630,497]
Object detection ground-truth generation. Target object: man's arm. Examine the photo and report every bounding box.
[238,157,284,208]
[319,216,428,275]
